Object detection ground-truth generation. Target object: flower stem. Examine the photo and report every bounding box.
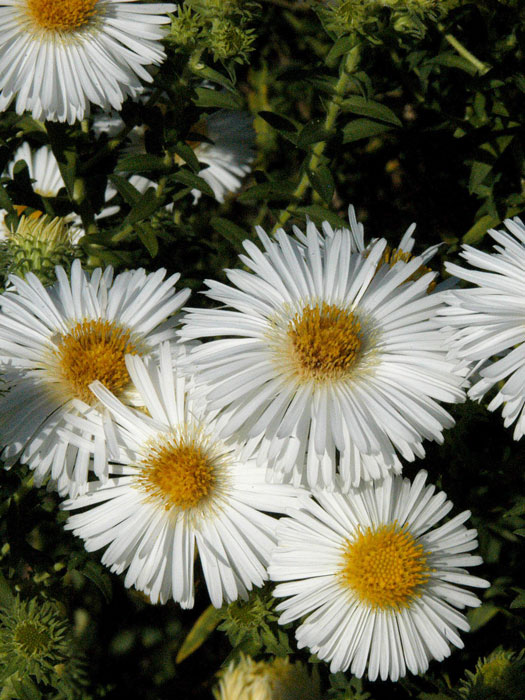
[271,41,361,234]
[438,25,490,75]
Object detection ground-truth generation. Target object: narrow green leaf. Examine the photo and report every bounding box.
[340,95,402,126]
[108,174,142,206]
[211,217,251,247]
[510,589,525,609]
[0,183,15,216]
[296,120,329,148]
[115,154,168,173]
[81,561,112,602]
[467,604,500,631]
[172,142,200,173]
[136,224,159,258]
[172,169,214,197]
[307,165,334,204]
[122,187,160,227]
[0,571,15,610]
[342,118,394,143]
[45,123,77,196]
[258,111,297,134]
[194,88,242,111]
[295,205,347,229]
[462,214,500,244]
[238,180,296,203]
[325,35,354,65]
[176,605,221,663]
[431,53,480,76]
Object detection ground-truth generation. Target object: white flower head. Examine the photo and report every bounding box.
[269,470,490,681]
[0,259,190,496]
[5,142,65,197]
[442,217,525,439]
[62,344,303,608]
[179,211,466,490]
[0,1,175,124]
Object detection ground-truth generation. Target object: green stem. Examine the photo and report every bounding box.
[439,25,489,75]
[271,41,361,234]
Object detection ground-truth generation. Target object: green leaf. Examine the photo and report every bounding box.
[307,164,334,204]
[340,95,402,126]
[45,122,77,196]
[296,119,329,148]
[238,180,296,203]
[172,142,200,173]
[9,676,43,700]
[467,603,500,631]
[325,35,354,66]
[211,217,251,247]
[258,111,297,135]
[462,214,500,244]
[80,561,112,603]
[172,169,214,197]
[514,528,525,537]
[431,53,480,76]
[115,154,168,173]
[0,183,15,216]
[510,588,525,609]
[194,87,242,111]
[176,605,221,663]
[108,174,142,206]
[0,570,15,610]
[122,187,160,227]
[136,223,159,257]
[295,205,347,229]
[342,118,394,143]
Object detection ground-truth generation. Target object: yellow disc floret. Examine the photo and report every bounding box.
[25,0,99,32]
[340,523,431,610]
[287,302,362,382]
[138,437,216,511]
[55,319,139,404]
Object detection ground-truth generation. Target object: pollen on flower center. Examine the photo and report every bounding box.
[287,302,362,382]
[24,0,99,32]
[340,523,431,610]
[55,319,139,404]
[138,438,216,510]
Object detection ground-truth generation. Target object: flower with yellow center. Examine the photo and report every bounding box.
[0,259,190,497]
[269,470,490,682]
[63,344,303,608]
[0,1,176,123]
[180,207,466,490]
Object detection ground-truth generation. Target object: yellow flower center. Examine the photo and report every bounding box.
[25,0,98,32]
[287,303,362,382]
[340,524,430,610]
[138,438,216,511]
[54,319,139,404]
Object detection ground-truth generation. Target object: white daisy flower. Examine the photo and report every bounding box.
[179,215,466,490]
[269,470,490,681]
[110,110,255,204]
[62,344,303,608]
[0,259,190,496]
[1,141,119,229]
[442,217,525,439]
[0,1,175,124]
[5,142,65,197]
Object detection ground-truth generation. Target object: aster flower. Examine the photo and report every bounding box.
[0,259,189,496]
[179,213,466,490]
[213,653,321,700]
[62,344,302,608]
[0,1,175,124]
[4,142,65,198]
[0,141,118,234]
[442,218,525,440]
[269,470,490,681]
